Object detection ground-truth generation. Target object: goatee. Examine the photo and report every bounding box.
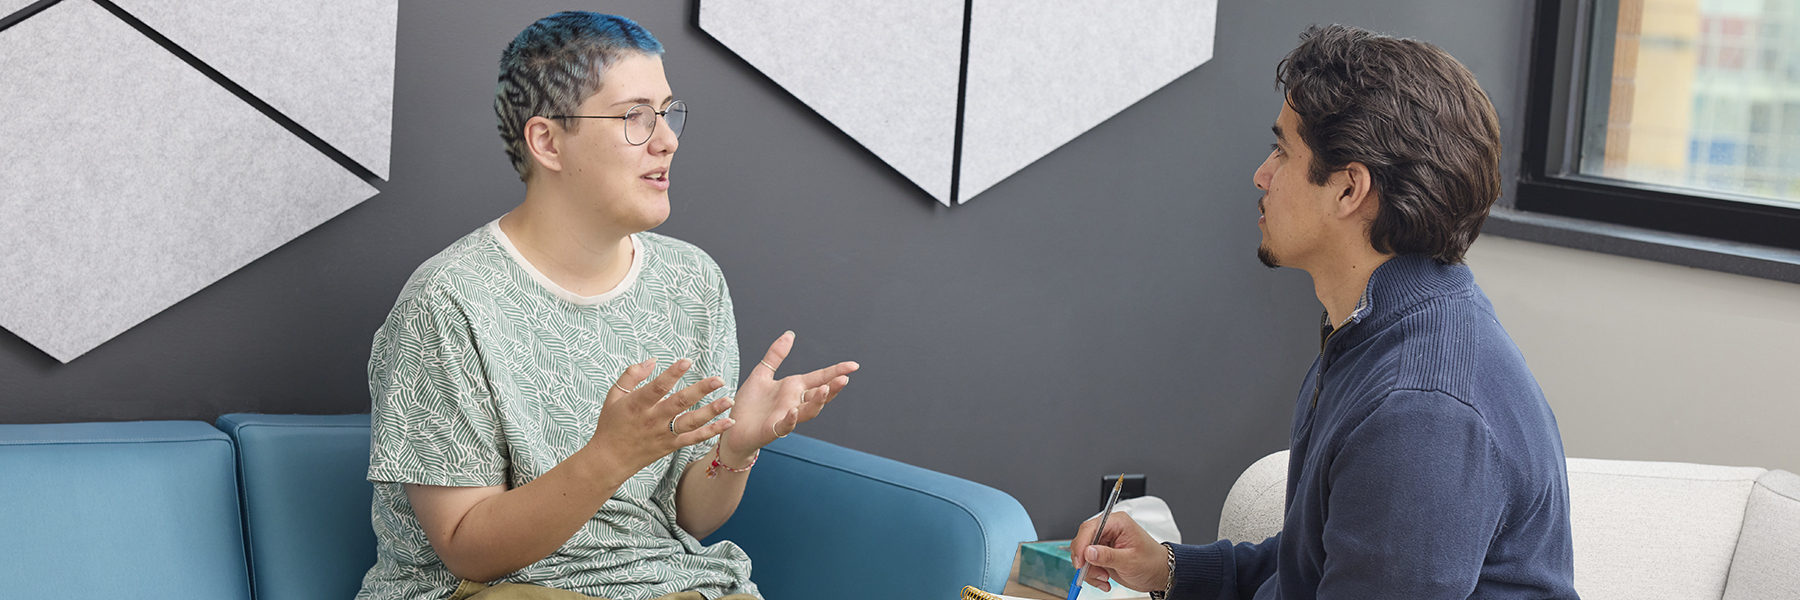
[1257,244,1279,269]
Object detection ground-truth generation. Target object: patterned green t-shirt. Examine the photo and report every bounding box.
[357,221,756,600]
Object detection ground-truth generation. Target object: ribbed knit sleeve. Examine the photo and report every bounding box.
[1168,533,1281,600]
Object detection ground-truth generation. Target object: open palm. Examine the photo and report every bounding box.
[720,331,857,456]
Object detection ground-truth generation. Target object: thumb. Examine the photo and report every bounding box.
[1084,544,1119,568]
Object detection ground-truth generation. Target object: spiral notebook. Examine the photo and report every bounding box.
[961,586,1034,600]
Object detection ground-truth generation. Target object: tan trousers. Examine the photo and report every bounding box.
[447,580,760,600]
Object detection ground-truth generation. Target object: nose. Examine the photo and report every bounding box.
[1253,149,1276,191]
[647,113,679,155]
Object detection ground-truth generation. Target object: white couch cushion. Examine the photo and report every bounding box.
[1722,469,1800,600]
[1214,453,1770,600]
[1566,458,1765,600]
[1216,450,1287,544]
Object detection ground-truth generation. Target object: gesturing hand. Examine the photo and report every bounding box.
[1070,512,1171,593]
[720,331,858,458]
[585,358,737,476]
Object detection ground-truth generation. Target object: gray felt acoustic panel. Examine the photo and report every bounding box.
[1,1,38,20]
[0,0,388,363]
[113,0,398,178]
[700,0,1216,206]
[699,0,965,204]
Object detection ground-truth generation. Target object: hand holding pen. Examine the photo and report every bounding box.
[1069,497,1173,595]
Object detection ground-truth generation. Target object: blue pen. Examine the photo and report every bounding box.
[1070,475,1127,600]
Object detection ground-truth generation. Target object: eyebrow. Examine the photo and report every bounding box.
[609,95,676,109]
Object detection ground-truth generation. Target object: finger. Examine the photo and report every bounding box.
[642,358,694,400]
[1084,544,1120,569]
[1071,518,1098,568]
[754,331,796,377]
[817,375,850,404]
[606,359,657,404]
[1080,563,1111,589]
[776,407,799,437]
[658,376,724,415]
[675,415,734,446]
[1102,512,1141,541]
[797,360,859,389]
[674,396,734,433]
[795,385,831,423]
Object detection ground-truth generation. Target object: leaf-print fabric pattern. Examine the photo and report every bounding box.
[356,222,755,600]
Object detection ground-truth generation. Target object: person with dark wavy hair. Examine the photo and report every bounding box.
[1069,24,1580,599]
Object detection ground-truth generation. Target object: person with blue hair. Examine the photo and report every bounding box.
[356,12,857,600]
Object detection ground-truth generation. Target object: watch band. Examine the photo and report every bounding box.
[1148,541,1176,600]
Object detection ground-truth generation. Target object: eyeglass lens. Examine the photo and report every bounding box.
[623,101,687,145]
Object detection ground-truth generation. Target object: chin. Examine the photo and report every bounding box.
[1257,244,1280,269]
[634,203,672,232]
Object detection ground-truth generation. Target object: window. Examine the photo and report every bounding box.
[1516,0,1800,252]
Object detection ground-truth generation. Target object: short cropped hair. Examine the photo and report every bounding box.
[1277,24,1502,264]
[496,12,664,181]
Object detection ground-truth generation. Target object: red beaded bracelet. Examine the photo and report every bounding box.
[705,447,758,478]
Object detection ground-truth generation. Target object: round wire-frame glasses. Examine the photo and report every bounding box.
[547,100,686,146]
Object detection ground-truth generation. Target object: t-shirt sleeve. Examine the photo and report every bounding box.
[678,254,738,466]
[366,290,508,487]
[1316,389,1505,598]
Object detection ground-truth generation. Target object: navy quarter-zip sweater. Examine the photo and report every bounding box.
[1169,255,1579,600]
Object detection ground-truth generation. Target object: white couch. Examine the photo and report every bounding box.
[1217,451,1800,599]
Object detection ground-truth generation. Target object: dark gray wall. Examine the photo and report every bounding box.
[0,0,1532,540]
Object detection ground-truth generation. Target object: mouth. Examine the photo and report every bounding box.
[642,168,670,190]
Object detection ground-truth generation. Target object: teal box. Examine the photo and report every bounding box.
[1018,541,1080,596]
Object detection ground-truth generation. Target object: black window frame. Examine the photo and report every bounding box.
[1502,0,1800,282]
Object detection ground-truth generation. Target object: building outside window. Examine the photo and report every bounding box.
[1583,0,1800,209]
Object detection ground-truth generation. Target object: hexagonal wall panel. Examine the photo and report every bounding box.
[700,0,1215,205]
[114,0,398,179]
[700,0,965,204]
[0,0,380,362]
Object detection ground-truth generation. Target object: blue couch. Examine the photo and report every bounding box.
[0,415,1035,600]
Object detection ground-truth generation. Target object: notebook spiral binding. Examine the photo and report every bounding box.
[961,586,1003,600]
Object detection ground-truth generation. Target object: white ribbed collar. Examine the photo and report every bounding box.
[487,219,643,306]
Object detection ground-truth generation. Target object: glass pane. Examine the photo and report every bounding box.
[1579,0,1800,208]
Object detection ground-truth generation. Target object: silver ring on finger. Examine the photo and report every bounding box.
[758,360,776,373]
[669,415,680,434]
[614,384,633,395]
[777,424,790,439]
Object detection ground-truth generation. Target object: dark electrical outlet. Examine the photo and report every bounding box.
[1101,474,1147,510]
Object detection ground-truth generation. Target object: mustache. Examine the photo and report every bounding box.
[1257,196,1265,214]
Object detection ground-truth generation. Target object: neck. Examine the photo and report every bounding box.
[499,184,636,297]
[1306,247,1393,330]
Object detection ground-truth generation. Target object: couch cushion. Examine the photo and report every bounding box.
[216,414,376,600]
[1722,469,1800,600]
[0,421,251,600]
[1566,458,1764,600]
[1217,450,1287,544]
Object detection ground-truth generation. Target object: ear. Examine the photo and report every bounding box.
[1333,162,1377,221]
[524,116,565,176]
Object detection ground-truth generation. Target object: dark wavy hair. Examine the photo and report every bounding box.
[496,12,664,182]
[1278,24,1501,264]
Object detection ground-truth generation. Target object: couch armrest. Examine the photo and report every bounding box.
[1723,469,1800,600]
[701,434,1036,600]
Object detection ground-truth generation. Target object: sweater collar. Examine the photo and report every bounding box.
[1318,254,1475,350]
